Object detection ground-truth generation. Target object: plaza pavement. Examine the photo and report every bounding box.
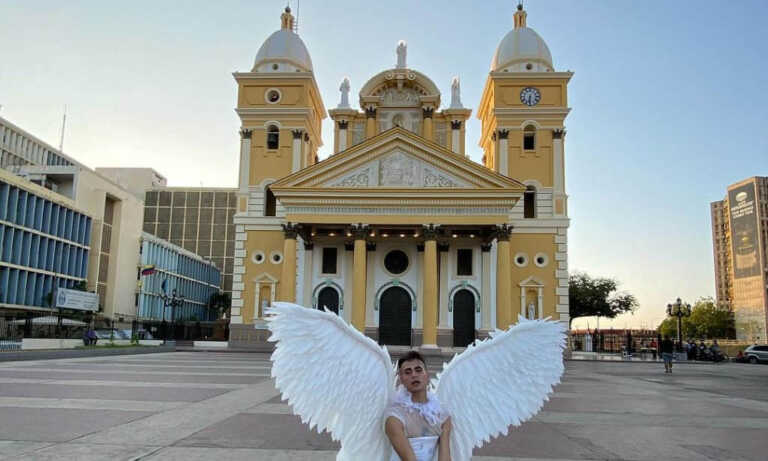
[0,352,766,460]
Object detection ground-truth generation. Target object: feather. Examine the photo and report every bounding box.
[267,302,395,461]
[435,316,566,460]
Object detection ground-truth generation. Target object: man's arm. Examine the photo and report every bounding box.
[438,417,451,461]
[385,416,416,461]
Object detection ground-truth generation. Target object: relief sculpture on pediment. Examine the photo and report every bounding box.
[380,87,420,107]
[331,168,372,187]
[379,151,417,186]
[423,168,461,187]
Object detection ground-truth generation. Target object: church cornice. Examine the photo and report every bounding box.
[487,71,574,81]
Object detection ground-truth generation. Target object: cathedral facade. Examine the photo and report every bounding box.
[229,5,571,350]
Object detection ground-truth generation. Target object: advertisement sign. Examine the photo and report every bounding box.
[55,288,99,312]
[728,183,760,279]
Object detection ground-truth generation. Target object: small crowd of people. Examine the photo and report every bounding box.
[682,339,723,361]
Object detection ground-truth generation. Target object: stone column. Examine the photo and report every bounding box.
[422,107,434,142]
[552,129,566,216]
[279,223,299,302]
[422,226,439,349]
[351,226,368,331]
[365,107,377,139]
[497,129,509,177]
[291,130,303,173]
[238,129,252,192]
[481,243,492,331]
[450,120,461,154]
[303,242,314,309]
[495,224,513,330]
[337,120,348,152]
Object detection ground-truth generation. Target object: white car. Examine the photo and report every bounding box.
[744,345,768,364]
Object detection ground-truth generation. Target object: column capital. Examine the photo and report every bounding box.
[366,242,377,252]
[450,120,462,130]
[292,129,304,140]
[422,107,434,119]
[552,129,566,140]
[422,224,439,240]
[365,106,377,118]
[495,223,513,241]
[338,120,349,130]
[239,129,252,139]
[497,129,509,140]
[438,243,450,253]
[282,222,301,239]
[349,223,369,240]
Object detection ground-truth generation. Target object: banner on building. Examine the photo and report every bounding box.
[728,183,760,279]
[55,288,99,312]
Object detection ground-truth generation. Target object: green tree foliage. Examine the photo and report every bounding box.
[657,297,734,339]
[208,292,232,319]
[568,273,638,326]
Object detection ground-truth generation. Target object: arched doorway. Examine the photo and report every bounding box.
[453,289,475,347]
[317,287,340,315]
[379,286,411,345]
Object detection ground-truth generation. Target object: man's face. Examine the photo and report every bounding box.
[398,359,428,393]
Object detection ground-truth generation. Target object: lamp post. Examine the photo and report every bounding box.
[160,289,184,343]
[666,297,691,350]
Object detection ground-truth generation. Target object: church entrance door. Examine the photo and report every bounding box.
[317,287,340,315]
[379,286,411,346]
[453,289,475,347]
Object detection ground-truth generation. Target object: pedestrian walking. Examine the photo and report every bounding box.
[660,335,675,373]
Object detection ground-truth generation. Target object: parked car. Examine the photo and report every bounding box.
[744,345,768,364]
[94,329,129,340]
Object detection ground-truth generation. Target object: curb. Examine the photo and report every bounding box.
[0,345,177,362]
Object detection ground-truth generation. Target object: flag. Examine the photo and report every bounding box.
[161,278,168,294]
[141,265,156,276]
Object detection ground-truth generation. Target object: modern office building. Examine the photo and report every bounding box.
[142,188,237,297]
[138,232,221,322]
[94,168,167,200]
[711,176,768,341]
[0,117,75,172]
[0,168,92,316]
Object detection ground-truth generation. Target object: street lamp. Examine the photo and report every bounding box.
[160,289,184,343]
[666,297,691,349]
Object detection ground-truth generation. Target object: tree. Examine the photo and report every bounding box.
[568,272,638,327]
[208,292,232,320]
[657,297,734,339]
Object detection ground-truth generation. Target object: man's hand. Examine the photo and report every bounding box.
[385,416,417,461]
[438,417,451,461]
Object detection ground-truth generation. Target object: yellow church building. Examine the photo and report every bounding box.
[229,5,571,350]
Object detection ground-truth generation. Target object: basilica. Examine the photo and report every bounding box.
[228,5,571,350]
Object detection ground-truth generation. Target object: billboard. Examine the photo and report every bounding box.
[55,288,99,312]
[728,183,760,279]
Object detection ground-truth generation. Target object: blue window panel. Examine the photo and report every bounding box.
[21,231,31,267]
[0,266,8,303]
[42,275,52,305]
[0,183,9,221]
[83,218,91,246]
[26,195,36,229]
[11,228,22,265]
[42,200,52,234]
[82,249,89,278]
[49,204,59,237]
[34,273,45,306]
[7,187,18,223]
[61,243,70,276]
[0,224,4,259]
[39,236,49,270]
[16,190,27,227]
[26,270,37,306]
[8,269,19,304]
[47,239,55,271]
[29,233,40,268]
[71,213,80,244]
[54,241,63,272]
[17,271,28,306]
[57,206,66,238]
[65,209,73,240]
[34,197,44,231]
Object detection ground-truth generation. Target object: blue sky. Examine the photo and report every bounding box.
[1,1,766,329]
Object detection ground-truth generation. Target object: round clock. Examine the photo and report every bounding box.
[520,87,541,106]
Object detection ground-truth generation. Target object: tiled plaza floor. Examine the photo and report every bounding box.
[0,351,766,460]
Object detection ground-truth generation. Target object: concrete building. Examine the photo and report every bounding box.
[142,187,237,298]
[230,5,570,349]
[0,169,92,316]
[0,117,74,171]
[711,176,768,342]
[95,168,167,200]
[138,232,221,323]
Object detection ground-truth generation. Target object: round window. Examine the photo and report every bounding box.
[272,63,279,70]
[526,63,533,70]
[534,253,549,267]
[267,90,280,103]
[270,251,283,264]
[384,250,409,275]
[251,251,265,265]
[514,253,528,268]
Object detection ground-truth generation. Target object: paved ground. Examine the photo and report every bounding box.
[0,352,767,460]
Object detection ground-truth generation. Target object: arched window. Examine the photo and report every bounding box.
[264,186,276,217]
[524,185,536,219]
[267,125,279,150]
[523,125,536,151]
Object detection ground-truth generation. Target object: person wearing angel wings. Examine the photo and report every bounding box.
[267,302,566,461]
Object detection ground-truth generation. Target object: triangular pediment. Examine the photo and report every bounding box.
[271,127,524,191]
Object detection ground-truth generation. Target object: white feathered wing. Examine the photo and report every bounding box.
[267,302,395,461]
[434,316,567,460]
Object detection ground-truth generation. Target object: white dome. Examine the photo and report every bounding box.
[491,26,553,72]
[253,28,313,73]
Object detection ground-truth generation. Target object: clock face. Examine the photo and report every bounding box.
[520,87,541,106]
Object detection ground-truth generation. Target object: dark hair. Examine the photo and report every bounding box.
[397,351,426,371]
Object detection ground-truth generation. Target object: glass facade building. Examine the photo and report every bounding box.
[1,117,74,171]
[138,232,221,322]
[0,171,92,312]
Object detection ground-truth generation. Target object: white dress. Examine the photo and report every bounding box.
[383,388,448,461]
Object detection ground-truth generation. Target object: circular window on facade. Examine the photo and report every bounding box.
[251,250,265,265]
[265,88,281,104]
[534,253,549,267]
[384,250,409,275]
[514,252,528,268]
[270,250,283,264]
[272,63,279,71]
